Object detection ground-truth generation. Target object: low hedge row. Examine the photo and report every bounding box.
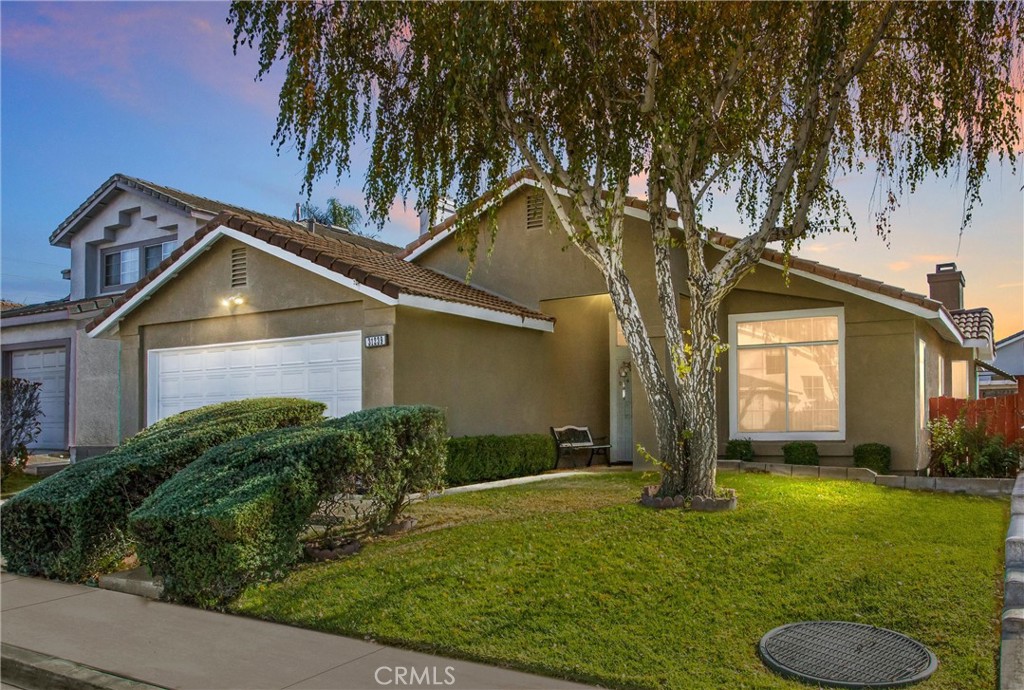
[782,441,819,466]
[0,398,325,580]
[445,434,555,486]
[129,405,447,607]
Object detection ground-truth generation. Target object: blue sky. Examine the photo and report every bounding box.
[2,1,1021,338]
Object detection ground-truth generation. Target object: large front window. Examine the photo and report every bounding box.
[729,308,845,440]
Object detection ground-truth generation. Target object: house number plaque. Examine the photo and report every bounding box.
[364,334,390,348]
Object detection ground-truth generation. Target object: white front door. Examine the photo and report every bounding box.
[11,347,67,450]
[147,332,362,424]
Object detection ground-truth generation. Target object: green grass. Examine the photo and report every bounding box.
[233,472,1007,689]
[0,473,42,498]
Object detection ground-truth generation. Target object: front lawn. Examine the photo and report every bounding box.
[233,472,1006,689]
[0,473,42,498]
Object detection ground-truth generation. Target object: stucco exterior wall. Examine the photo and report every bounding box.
[113,238,392,438]
[69,190,208,300]
[1,314,120,457]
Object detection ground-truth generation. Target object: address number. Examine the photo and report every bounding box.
[364,334,390,348]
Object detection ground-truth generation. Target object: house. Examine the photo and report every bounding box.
[979,329,1024,397]
[80,171,995,474]
[0,174,387,459]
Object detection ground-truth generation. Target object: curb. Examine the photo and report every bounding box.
[0,643,165,690]
[1003,474,1024,690]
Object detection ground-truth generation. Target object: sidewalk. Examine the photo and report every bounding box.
[0,574,598,690]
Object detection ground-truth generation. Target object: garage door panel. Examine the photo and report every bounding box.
[150,333,361,424]
[11,346,67,449]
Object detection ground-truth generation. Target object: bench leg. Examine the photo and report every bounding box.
[588,449,595,467]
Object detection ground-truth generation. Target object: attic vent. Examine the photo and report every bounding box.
[230,247,247,287]
[526,193,545,230]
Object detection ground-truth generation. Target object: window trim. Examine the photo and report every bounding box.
[99,236,177,293]
[728,307,846,442]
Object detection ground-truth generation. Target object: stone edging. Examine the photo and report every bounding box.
[717,460,1016,496]
[1002,475,1024,689]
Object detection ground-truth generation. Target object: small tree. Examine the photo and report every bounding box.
[1,378,43,480]
[231,1,1022,499]
[300,198,364,232]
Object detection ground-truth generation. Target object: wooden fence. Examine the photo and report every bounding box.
[929,377,1023,443]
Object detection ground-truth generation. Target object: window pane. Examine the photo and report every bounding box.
[120,249,139,284]
[144,245,162,274]
[951,360,969,399]
[737,315,838,346]
[104,252,121,286]
[787,344,839,431]
[737,348,787,432]
[162,240,175,259]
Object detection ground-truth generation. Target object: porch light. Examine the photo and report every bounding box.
[220,294,245,307]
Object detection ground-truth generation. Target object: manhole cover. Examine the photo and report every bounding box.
[759,621,937,688]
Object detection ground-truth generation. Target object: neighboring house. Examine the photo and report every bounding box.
[0,174,384,459]
[979,329,1024,397]
[85,172,995,474]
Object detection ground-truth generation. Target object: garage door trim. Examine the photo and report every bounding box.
[2,338,72,450]
[146,331,363,426]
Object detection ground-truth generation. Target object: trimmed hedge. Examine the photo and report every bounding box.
[782,441,819,466]
[129,405,447,607]
[445,434,555,486]
[0,398,325,580]
[854,443,891,474]
[724,438,755,462]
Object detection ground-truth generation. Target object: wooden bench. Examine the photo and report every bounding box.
[550,425,612,468]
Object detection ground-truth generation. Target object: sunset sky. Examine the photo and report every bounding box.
[2,2,1021,339]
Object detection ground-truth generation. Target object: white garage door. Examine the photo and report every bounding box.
[10,347,67,450]
[148,332,362,425]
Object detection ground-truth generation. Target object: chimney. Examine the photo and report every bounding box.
[927,262,965,311]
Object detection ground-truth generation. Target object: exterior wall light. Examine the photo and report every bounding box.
[220,294,245,307]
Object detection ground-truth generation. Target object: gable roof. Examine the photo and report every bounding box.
[401,170,995,351]
[996,329,1024,349]
[87,211,554,337]
[49,174,399,254]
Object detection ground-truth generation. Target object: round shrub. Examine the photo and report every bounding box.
[853,443,891,474]
[724,438,755,462]
[782,441,819,466]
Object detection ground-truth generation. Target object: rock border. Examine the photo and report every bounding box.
[639,485,737,511]
[717,460,1016,497]
[1002,474,1024,690]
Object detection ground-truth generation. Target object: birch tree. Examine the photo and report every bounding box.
[230,1,1022,499]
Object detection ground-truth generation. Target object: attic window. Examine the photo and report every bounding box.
[230,247,248,287]
[526,193,544,230]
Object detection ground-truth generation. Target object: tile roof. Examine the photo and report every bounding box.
[1,296,115,319]
[87,211,553,332]
[401,168,962,322]
[950,307,994,342]
[50,174,400,255]
[0,300,24,312]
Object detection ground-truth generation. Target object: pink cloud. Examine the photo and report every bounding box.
[388,200,422,235]
[2,3,280,114]
[887,261,912,272]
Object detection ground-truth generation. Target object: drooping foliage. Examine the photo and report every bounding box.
[230,1,1022,497]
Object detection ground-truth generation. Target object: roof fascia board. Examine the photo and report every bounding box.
[0,310,70,327]
[997,331,1024,349]
[398,293,554,332]
[50,177,126,247]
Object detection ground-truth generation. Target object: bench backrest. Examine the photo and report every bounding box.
[551,425,594,447]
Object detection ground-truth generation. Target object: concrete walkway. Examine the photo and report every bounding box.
[0,574,597,690]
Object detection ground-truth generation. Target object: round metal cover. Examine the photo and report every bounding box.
[759,621,938,688]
